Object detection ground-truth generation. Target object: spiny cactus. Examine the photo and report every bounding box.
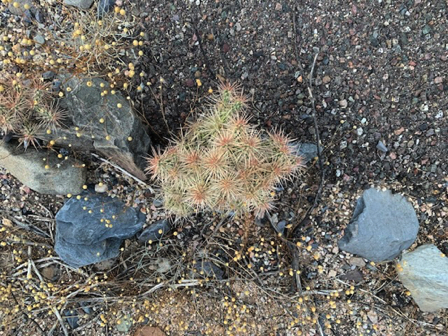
[147,82,302,218]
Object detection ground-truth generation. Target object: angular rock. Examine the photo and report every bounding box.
[137,219,171,243]
[397,244,448,312]
[40,76,151,181]
[0,141,85,195]
[296,143,320,163]
[338,188,419,262]
[289,142,320,164]
[63,0,94,9]
[55,193,145,268]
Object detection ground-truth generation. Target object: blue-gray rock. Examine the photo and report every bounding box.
[55,193,145,268]
[376,141,388,152]
[292,143,320,163]
[338,188,419,262]
[63,309,79,329]
[137,219,171,243]
[397,244,448,312]
[97,0,115,18]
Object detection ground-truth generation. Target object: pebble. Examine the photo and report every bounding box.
[350,257,366,268]
[235,22,242,32]
[376,141,388,152]
[33,34,45,45]
[356,127,363,136]
[339,99,348,108]
[322,75,331,84]
[95,183,108,193]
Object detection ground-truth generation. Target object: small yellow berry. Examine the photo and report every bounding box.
[99,118,105,123]
[119,9,125,15]
[67,194,72,198]
[46,129,52,134]
[44,165,50,169]
[86,81,93,87]
[196,79,202,87]
[105,135,111,141]
[138,50,144,56]
[117,103,122,108]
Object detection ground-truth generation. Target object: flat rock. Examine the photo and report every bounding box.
[39,76,151,181]
[55,193,145,268]
[0,142,85,195]
[338,188,419,262]
[397,244,448,312]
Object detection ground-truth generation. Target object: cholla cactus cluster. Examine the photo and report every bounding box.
[147,83,302,218]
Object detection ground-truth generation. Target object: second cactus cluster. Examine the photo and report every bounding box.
[147,83,302,218]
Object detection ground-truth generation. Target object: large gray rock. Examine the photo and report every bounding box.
[397,244,448,312]
[0,141,85,195]
[339,188,419,262]
[40,76,151,181]
[63,0,94,9]
[55,193,145,268]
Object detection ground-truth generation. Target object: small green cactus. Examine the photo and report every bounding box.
[147,82,302,218]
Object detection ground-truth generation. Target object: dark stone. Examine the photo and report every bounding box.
[338,188,419,262]
[137,219,171,243]
[63,310,79,329]
[193,260,224,279]
[340,270,364,283]
[55,193,145,268]
[292,143,320,163]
